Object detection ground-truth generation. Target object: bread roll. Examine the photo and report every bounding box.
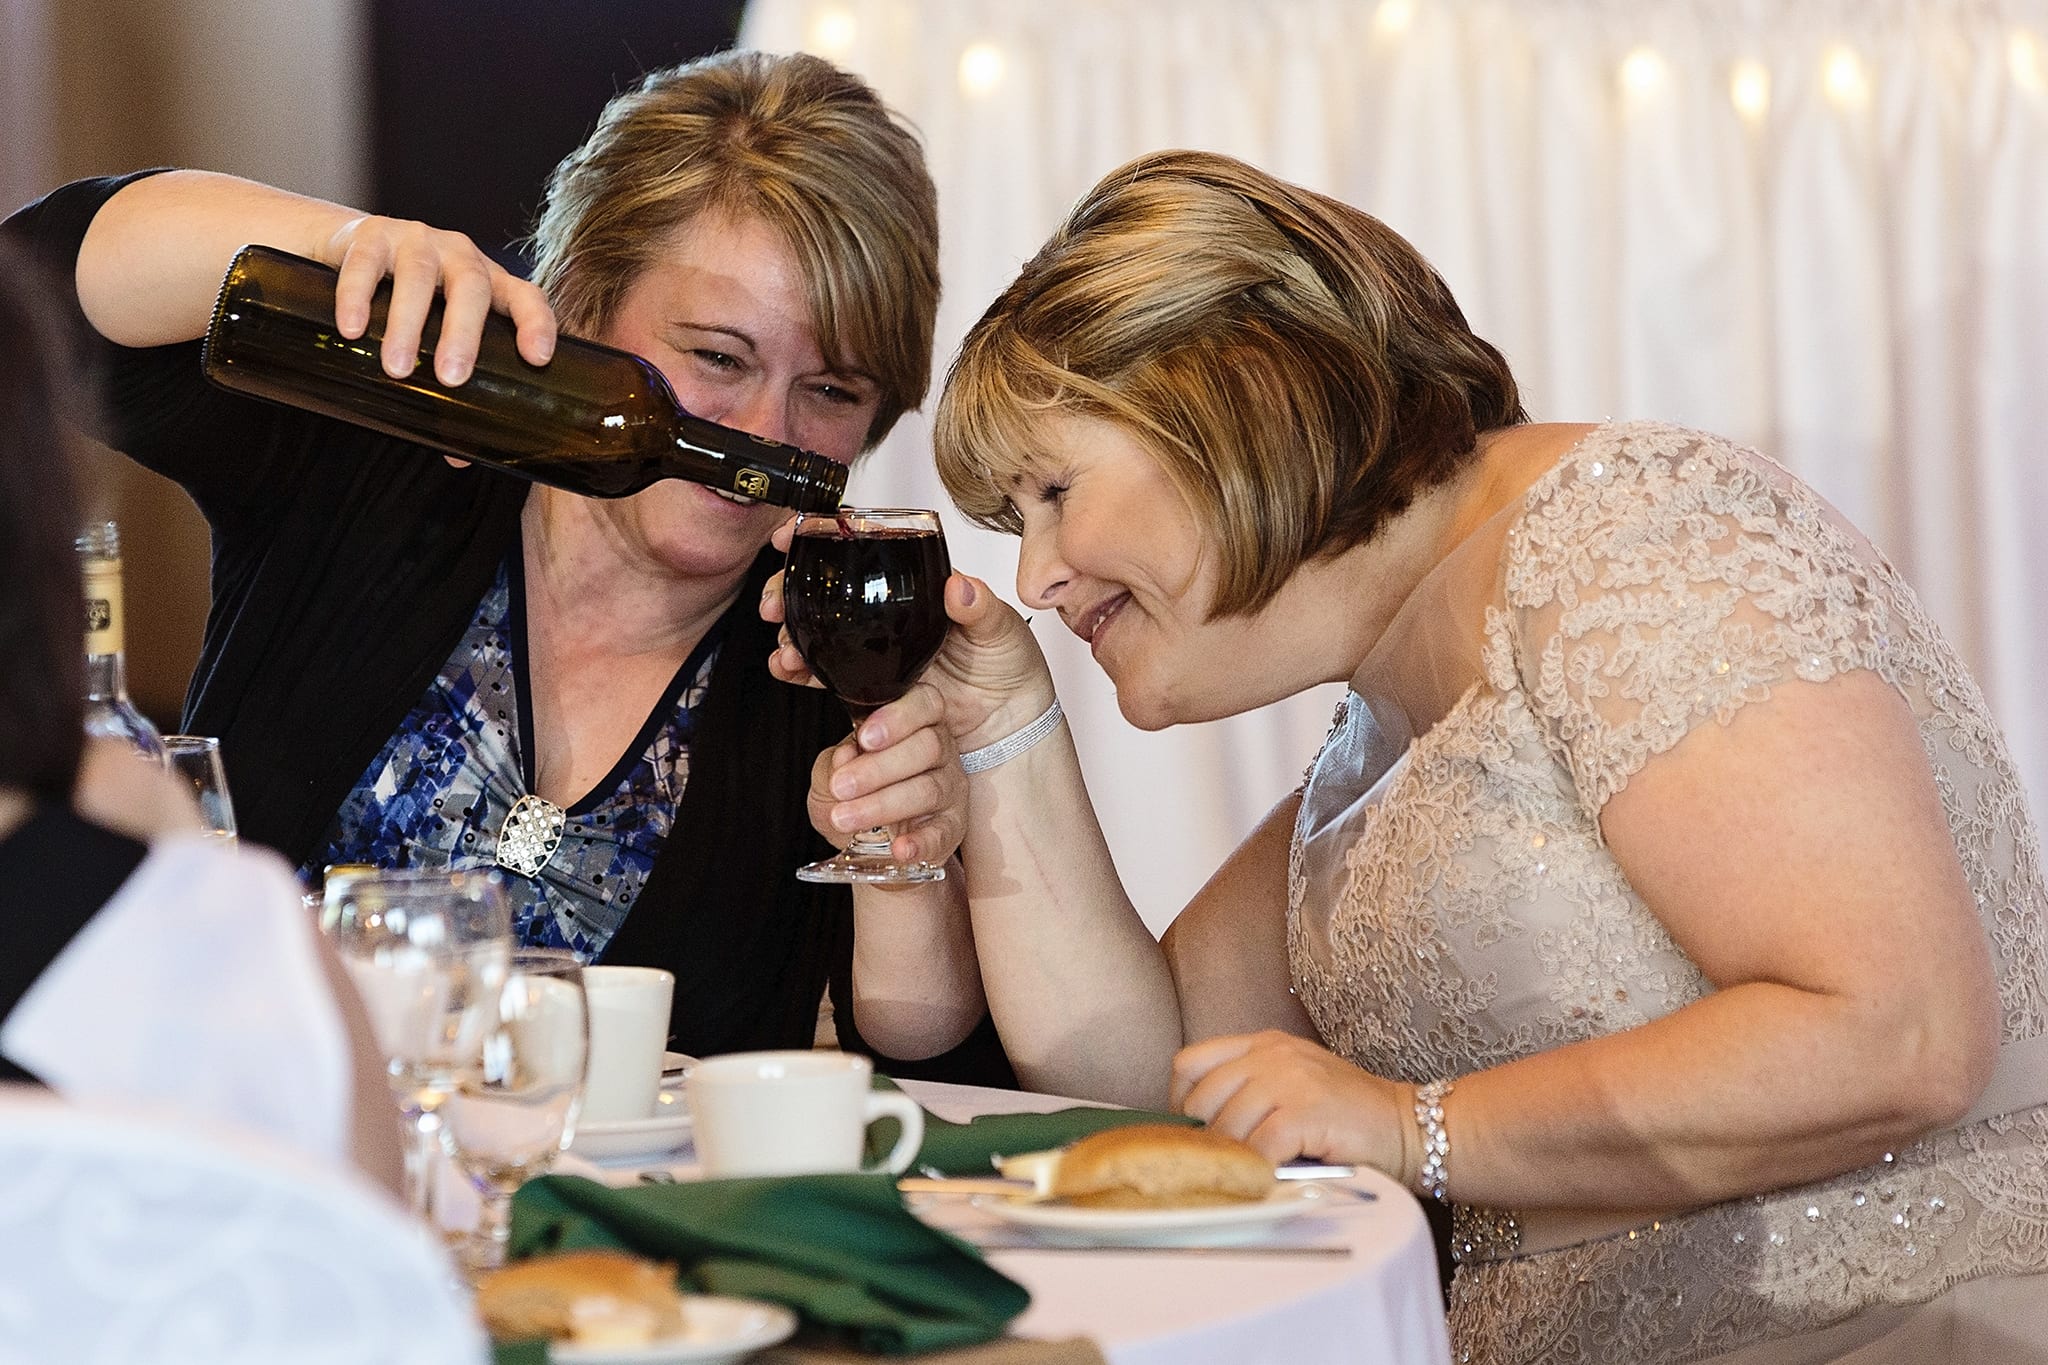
[1049,1124,1276,1209]
[474,1249,687,1345]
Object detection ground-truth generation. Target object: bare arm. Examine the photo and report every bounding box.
[74,169,554,380]
[1162,794,1320,1044]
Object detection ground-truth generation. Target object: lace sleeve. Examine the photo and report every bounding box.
[1485,426,1895,825]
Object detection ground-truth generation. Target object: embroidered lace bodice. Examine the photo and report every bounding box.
[1287,423,2048,1364]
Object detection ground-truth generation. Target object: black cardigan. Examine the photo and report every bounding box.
[5,174,1013,1084]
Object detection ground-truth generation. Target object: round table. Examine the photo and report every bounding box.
[559,1077,1452,1365]
[899,1080,1450,1365]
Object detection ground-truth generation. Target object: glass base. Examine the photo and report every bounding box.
[797,834,947,885]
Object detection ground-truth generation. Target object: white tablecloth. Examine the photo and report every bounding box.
[557,1077,1452,1365]
[898,1081,1450,1365]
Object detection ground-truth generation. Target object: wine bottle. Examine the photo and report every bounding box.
[77,520,168,765]
[201,244,848,513]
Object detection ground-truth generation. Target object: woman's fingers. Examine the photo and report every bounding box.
[496,272,557,367]
[434,260,495,386]
[329,225,391,341]
[324,215,557,383]
[1170,1033,1259,1110]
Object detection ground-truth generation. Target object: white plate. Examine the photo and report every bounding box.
[662,1051,699,1079]
[971,1183,1326,1246]
[567,1090,693,1162]
[549,1294,797,1365]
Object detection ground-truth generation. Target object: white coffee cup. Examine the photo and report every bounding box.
[687,1051,924,1178]
[579,965,674,1123]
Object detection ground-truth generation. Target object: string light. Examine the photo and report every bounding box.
[2012,29,2047,95]
[807,7,857,58]
[1730,59,1771,121]
[1374,0,1415,38]
[1822,45,1870,108]
[1620,46,1669,99]
[959,42,1006,98]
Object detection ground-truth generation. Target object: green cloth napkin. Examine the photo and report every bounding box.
[500,1172,1028,1358]
[906,1103,1200,1176]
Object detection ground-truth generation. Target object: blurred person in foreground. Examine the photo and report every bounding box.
[2,50,1007,1081]
[774,150,2048,1362]
[0,243,401,1193]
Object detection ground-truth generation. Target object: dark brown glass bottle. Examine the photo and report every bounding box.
[201,244,847,512]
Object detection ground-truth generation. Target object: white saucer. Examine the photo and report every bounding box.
[567,1090,693,1162]
[549,1294,796,1365]
[662,1051,699,1079]
[971,1183,1326,1246]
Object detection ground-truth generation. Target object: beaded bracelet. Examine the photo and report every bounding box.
[1413,1078,1456,1204]
[959,698,1064,774]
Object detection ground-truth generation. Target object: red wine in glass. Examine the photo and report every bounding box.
[784,508,952,884]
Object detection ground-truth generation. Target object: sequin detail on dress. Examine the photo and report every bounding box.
[1287,423,2048,1363]
[314,563,717,959]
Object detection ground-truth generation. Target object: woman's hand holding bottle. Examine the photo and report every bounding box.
[320,214,558,385]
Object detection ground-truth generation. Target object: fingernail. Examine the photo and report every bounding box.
[833,808,860,832]
[960,578,977,606]
[831,773,856,799]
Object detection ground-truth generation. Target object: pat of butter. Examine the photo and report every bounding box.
[994,1148,1061,1195]
[567,1296,666,1347]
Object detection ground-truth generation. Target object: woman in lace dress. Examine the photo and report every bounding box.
[769,151,2048,1362]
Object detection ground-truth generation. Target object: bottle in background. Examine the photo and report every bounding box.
[77,520,167,765]
[201,245,849,513]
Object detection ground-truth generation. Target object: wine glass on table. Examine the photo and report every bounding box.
[438,948,588,1275]
[162,735,237,846]
[320,868,512,1222]
[783,507,952,884]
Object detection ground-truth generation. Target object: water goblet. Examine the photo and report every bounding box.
[438,948,588,1275]
[162,734,237,846]
[782,508,952,884]
[320,867,512,1221]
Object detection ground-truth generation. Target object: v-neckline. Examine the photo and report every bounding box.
[505,541,726,817]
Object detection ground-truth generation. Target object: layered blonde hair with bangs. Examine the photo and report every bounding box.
[934,150,1525,617]
[527,50,939,450]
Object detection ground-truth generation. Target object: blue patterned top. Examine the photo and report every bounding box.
[312,555,722,959]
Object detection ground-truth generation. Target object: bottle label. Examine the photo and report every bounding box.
[735,469,771,499]
[83,557,125,656]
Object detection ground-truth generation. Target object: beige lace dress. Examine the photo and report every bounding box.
[1288,422,2048,1364]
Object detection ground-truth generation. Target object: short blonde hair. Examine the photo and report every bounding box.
[528,51,939,450]
[935,150,1525,616]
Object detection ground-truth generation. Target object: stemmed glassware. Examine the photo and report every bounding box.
[782,508,953,884]
[319,868,512,1221]
[162,734,237,846]
[438,948,588,1274]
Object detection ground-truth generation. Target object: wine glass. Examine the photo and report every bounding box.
[438,948,588,1275]
[320,868,512,1221]
[162,734,237,846]
[783,508,952,884]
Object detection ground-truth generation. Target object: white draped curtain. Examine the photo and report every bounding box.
[746,0,2048,932]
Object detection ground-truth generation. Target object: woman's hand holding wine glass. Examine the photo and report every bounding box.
[774,508,960,884]
[765,514,1059,878]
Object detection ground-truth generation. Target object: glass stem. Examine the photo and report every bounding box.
[468,1184,515,1274]
[402,1107,441,1221]
[848,827,897,857]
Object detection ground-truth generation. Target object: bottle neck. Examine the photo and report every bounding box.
[83,649,131,702]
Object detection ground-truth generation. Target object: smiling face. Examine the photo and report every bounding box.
[592,208,882,583]
[1012,413,1254,729]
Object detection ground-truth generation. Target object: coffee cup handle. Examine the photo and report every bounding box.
[860,1092,926,1175]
